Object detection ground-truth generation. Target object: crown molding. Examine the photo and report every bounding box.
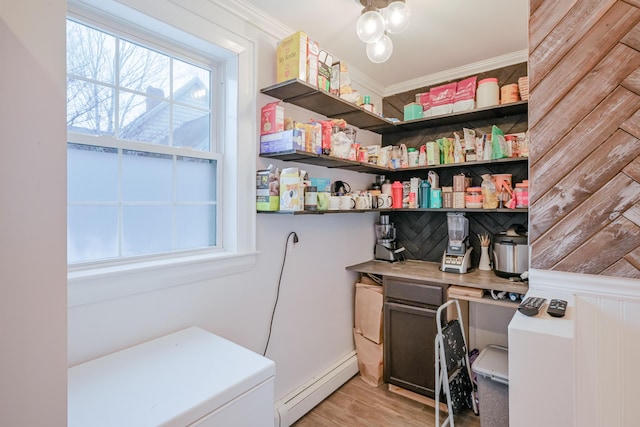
[383,49,529,96]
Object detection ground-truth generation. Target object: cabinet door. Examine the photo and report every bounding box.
[383,301,438,398]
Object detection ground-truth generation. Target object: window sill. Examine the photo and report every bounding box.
[68,250,258,307]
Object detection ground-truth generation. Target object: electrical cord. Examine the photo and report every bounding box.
[263,231,298,356]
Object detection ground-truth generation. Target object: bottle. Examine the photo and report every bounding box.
[381,179,392,196]
[407,147,418,167]
[419,180,431,208]
[391,181,403,209]
[418,145,426,166]
[362,95,374,112]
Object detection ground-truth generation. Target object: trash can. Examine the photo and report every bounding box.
[472,345,509,427]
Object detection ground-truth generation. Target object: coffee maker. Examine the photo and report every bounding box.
[374,214,406,262]
[441,212,473,273]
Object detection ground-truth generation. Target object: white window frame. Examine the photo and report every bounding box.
[67,0,257,307]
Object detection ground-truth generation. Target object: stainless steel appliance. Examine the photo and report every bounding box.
[441,212,472,273]
[374,214,406,262]
[493,224,529,278]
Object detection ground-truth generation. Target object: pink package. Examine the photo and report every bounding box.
[453,76,477,112]
[429,82,457,115]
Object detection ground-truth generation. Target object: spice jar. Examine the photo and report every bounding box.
[465,187,483,209]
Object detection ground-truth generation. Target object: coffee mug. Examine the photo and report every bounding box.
[355,193,371,210]
[329,195,340,210]
[317,192,330,211]
[339,195,355,210]
[375,194,393,209]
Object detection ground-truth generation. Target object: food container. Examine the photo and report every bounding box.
[465,187,483,208]
[476,78,499,108]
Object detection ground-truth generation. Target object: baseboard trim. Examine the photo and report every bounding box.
[274,351,359,427]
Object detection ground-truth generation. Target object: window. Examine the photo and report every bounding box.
[66,1,257,306]
[66,19,220,264]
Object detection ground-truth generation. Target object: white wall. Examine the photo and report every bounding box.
[0,1,68,425]
[64,0,383,408]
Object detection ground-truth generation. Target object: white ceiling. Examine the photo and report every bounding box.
[242,0,529,91]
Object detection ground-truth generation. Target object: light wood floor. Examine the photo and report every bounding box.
[292,374,481,427]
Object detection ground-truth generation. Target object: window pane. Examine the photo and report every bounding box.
[119,91,170,144]
[176,156,216,202]
[119,40,170,95]
[173,105,210,150]
[122,150,172,202]
[122,206,172,257]
[68,206,118,263]
[68,144,118,202]
[67,80,115,135]
[67,20,115,84]
[176,205,216,250]
[173,59,210,108]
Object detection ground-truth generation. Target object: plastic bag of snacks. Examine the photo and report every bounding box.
[481,174,499,209]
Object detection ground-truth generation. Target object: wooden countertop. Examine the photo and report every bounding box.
[346,259,529,295]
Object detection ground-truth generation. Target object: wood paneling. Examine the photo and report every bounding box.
[530,1,640,276]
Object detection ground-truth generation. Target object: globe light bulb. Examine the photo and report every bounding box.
[356,6,385,44]
[366,33,393,64]
[382,1,410,34]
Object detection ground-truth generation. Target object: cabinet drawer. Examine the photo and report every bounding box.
[384,278,444,306]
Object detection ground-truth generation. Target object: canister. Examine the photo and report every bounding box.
[304,186,318,211]
[476,78,499,108]
[465,187,483,208]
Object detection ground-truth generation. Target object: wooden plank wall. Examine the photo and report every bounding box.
[529,0,640,278]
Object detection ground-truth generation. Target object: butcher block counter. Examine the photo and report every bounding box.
[346,259,529,307]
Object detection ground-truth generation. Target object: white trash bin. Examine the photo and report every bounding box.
[472,344,509,427]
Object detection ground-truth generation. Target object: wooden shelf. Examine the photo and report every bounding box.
[260,79,396,133]
[258,207,528,215]
[449,292,523,308]
[260,149,528,175]
[260,79,528,135]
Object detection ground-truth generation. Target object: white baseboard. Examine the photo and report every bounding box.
[274,351,359,427]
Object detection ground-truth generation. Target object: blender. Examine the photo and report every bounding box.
[441,212,473,273]
[374,214,406,262]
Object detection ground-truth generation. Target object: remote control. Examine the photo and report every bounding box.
[547,299,568,317]
[518,296,546,316]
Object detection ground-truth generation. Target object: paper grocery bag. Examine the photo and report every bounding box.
[354,330,384,387]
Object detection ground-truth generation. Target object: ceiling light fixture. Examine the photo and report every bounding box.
[356,0,410,63]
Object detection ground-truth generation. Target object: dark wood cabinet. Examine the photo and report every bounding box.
[383,277,445,398]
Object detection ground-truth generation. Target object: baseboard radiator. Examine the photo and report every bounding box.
[274,351,358,427]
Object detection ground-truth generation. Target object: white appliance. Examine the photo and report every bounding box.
[68,327,275,427]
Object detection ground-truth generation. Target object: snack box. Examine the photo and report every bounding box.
[318,50,332,92]
[280,168,304,211]
[404,103,423,121]
[260,101,284,135]
[260,129,304,154]
[277,31,308,83]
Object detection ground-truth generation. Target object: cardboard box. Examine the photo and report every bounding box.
[443,191,453,208]
[256,169,279,211]
[354,283,383,344]
[300,122,322,154]
[330,61,352,96]
[277,31,308,83]
[310,177,331,193]
[307,39,320,88]
[260,129,304,154]
[453,174,469,192]
[453,191,466,209]
[354,331,384,387]
[260,102,284,135]
[317,50,332,92]
[404,102,423,121]
[279,168,304,211]
[426,141,440,165]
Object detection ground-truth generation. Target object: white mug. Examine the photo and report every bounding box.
[375,194,393,209]
[355,193,371,209]
[329,195,341,210]
[339,195,355,210]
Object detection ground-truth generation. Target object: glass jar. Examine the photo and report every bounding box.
[465,187,483,209]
